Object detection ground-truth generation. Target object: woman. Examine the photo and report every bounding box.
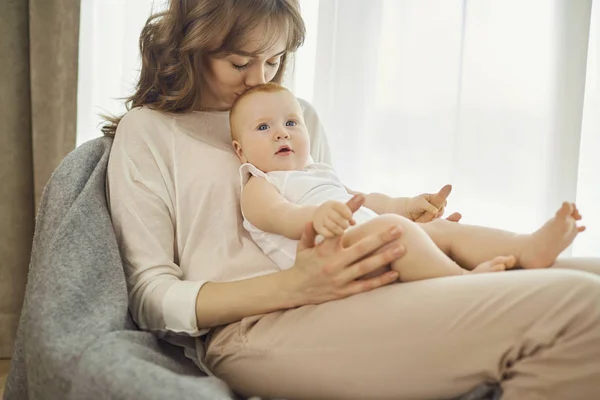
[104,1,600,399]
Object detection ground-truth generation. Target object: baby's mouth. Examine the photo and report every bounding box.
[275,145,293,155]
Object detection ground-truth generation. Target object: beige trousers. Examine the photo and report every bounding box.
[205,259,600,400]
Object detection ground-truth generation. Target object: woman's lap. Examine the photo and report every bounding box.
[551,257,600,275]
[206,258,600,400]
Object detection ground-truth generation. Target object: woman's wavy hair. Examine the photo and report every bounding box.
[101,0,305,137]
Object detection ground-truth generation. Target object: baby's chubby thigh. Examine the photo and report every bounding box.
[342,214,416,279]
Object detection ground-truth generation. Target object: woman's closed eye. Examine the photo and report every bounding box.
[232,59,280,71]
[232,62,249,71]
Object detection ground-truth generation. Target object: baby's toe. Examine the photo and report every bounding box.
[556,202,573,219]
[489,263,506,272]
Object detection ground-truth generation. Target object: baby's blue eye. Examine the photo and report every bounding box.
[286,120,297,127]
[257,124,269,131]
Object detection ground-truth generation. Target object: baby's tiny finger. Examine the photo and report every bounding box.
[338,204,353,220]
[320,227,335,237]
[325,220,344,236]
[331,213,350,229]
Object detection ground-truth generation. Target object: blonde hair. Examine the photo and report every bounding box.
[102,0,305,137]
[229,82,292,140]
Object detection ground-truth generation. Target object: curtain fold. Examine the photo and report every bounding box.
[30,0,80,208]
[0,0,80,358]
[296,0,599,257]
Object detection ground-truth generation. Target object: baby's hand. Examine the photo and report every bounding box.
[313,201,355,237]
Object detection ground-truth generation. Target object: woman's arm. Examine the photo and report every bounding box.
[195,268,297,328]
[242,176,317,239]
[108,110,209,336]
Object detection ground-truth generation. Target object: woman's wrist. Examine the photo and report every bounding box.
[195,268,305,329]
[278,268,308,309]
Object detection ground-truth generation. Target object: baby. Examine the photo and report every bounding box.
[230,83,586,281]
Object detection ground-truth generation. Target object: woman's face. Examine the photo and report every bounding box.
[201,25,288,111]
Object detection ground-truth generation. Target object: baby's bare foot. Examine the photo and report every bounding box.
[471,255,516,274]
[520,202,586,269]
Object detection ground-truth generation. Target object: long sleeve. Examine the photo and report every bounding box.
[107,108,207,337]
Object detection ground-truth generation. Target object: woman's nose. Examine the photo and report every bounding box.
[245,64,267,87]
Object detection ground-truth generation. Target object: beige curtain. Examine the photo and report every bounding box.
[0,0,80,358]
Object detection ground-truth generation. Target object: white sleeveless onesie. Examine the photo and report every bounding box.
[240,162,378,270]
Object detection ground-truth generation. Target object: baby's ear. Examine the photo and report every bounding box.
[232,140,245,161]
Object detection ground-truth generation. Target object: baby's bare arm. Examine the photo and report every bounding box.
[242,177,318,240]
[345,186,410,217]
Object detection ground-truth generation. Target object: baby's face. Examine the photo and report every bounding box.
[232,90,311,172]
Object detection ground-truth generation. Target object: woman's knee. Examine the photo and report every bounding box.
[542,269,600,300]
[526,270,600,326]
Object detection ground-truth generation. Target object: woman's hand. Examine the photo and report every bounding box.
[283,195,405,307]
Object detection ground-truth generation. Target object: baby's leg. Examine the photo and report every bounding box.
[342,215,510,281]
[421,202,585,270]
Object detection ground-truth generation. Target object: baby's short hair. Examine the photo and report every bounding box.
[229,82,292,139]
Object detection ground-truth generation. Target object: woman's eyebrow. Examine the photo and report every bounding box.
[234,50,286,58]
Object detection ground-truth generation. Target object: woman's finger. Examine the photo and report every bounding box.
[337,225,403,269]
[430,184,452,208]
[318,231,344,255]
[339,242,405,283]
[297,222,317,251]
[339,270,400,298]
[345,194,366,214]
[445,212,462,222]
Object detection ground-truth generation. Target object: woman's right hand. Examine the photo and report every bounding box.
[284,195,405,307]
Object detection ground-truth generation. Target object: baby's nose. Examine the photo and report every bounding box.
[274,130,291,140]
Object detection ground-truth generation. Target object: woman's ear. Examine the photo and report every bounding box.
[232,140,245,162]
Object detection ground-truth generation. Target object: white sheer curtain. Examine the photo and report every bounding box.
[292,0,600,257]
[76,0,169,146]
[77,0,599,257]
